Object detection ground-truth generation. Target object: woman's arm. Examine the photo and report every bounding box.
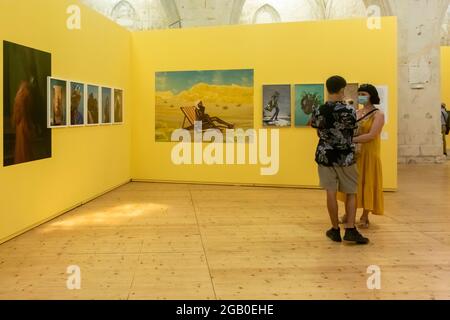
[354,112,385,143]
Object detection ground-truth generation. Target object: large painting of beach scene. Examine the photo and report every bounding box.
[155,69,254,142]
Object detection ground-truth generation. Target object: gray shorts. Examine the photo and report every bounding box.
[318,164,358,194]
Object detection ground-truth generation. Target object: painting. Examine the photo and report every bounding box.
[263,85,291,127]
[114,88,124,124]
[3,41,52,166]
[48,78,68,128]
[295,84,324,127]
[69,82,85,126]
[155,69,254,142]
[87,85,100,125]
[344,83,359,109]
[101,87,112,124]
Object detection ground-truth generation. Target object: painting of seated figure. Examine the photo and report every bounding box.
[155,69,254,142]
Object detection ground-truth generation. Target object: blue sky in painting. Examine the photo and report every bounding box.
[156,69,254,94]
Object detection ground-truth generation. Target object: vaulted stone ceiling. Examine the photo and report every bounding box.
[80,0,450,45]
[80,0,383,30]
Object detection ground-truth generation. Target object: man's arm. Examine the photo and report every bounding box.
[341,107,357,130]
[310,106,321,129]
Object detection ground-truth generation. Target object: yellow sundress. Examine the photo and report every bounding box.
[339,111,384,215]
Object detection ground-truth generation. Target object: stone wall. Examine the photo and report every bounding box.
[393,0,449,163]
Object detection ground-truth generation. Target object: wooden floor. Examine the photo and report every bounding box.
[1,163,449,300]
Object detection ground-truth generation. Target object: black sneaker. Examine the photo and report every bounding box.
[326,227,342,242]
[344,228,370,245]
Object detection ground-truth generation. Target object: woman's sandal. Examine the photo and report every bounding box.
[340,215,370,228]
[339,214,348,225]
[358,218,370,229]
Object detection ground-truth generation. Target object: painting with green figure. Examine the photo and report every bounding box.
[295,84,324,127]
[155,69,254,142]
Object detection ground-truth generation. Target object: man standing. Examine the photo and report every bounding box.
[441,103,449,156]
[311,76,369,245]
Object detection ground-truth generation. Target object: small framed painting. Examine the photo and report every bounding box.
[113,88,124,124]
[69,81,85,126]
[48,77,68,128]
[101,87,112,124]
[86,84,100,125]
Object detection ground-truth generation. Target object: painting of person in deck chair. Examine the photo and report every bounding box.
[155,69,254,142]
[195,101,235,130]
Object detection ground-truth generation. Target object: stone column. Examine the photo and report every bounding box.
[393,0,449,163]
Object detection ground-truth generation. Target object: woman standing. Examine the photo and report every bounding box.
[341,84,385,228]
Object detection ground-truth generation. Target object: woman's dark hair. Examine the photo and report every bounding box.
[326,76,347,94]
[358,84,380,105]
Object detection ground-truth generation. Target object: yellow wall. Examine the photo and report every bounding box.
[0,0,131,242]
[131,18,398,189]
[441,47,450,150]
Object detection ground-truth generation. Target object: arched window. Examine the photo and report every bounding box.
[111,0,137,29]
[252,4,281,24]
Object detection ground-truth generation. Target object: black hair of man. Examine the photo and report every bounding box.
[326,76,347,94]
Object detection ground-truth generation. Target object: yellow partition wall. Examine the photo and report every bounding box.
[131,18,398,189]
[441,47,450,150]
[0,0,131,243]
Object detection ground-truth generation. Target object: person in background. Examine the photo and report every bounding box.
[311,76,369,245]
[340,84,385,228]
[441,103,449,156]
